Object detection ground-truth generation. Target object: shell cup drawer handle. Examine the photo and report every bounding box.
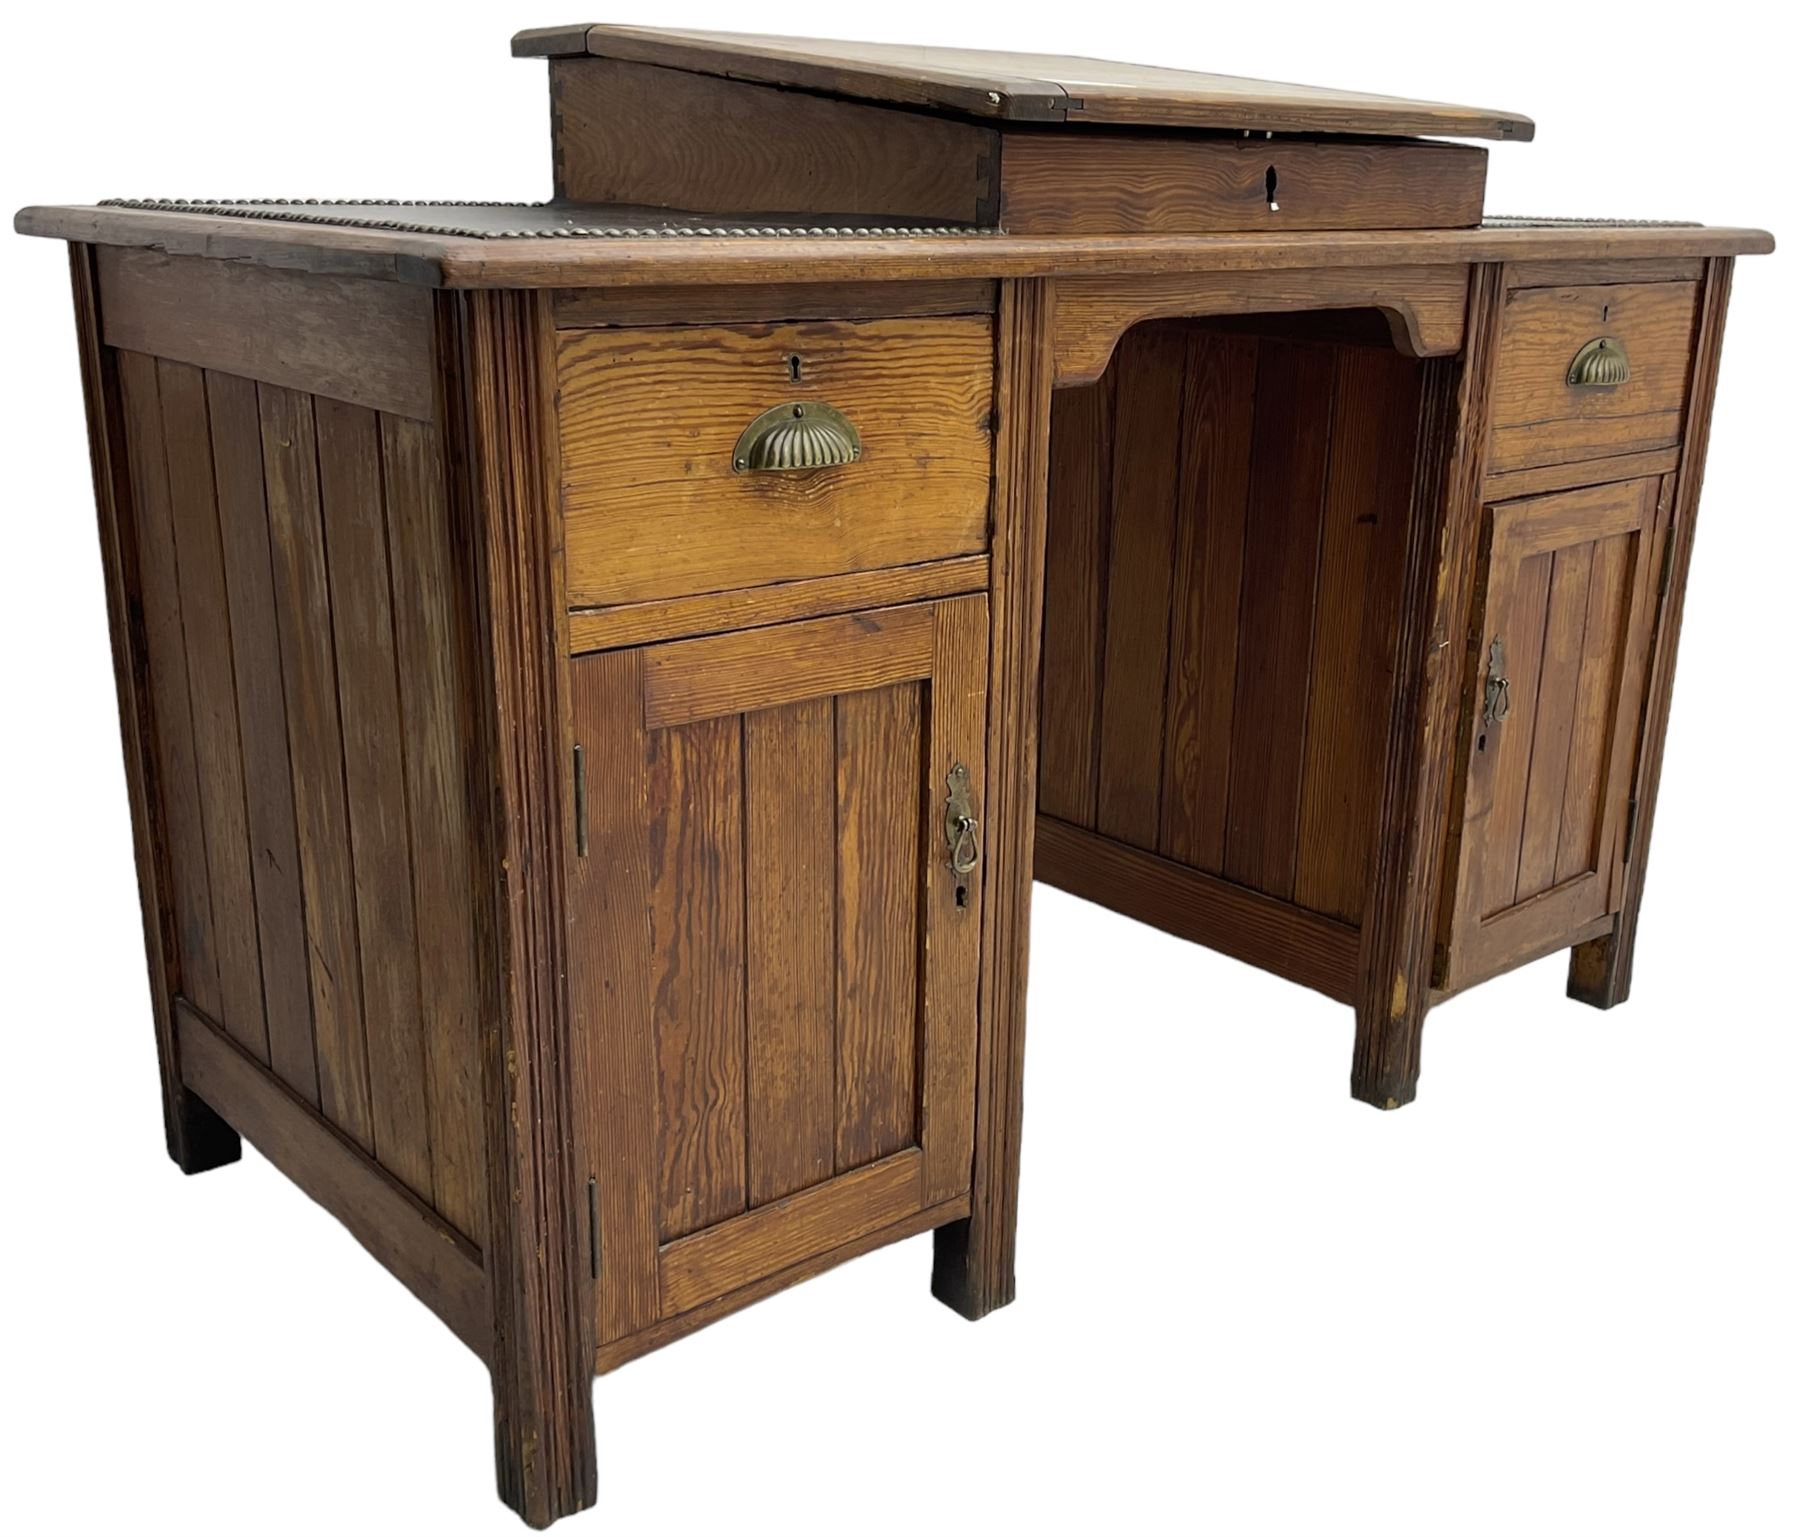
[732,400,863,473]
[1567,336,1630,388]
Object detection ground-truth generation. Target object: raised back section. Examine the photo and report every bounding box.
[518,26,1519,233]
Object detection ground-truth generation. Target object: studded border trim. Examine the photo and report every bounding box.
[97,197,990,240]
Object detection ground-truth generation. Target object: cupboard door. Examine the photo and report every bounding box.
[1440,478,1666,991]
[569,598,989,1344]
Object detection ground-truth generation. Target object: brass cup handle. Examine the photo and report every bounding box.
[1567,336,1630,388]
[945,762,980,876]
[732,400,863,473]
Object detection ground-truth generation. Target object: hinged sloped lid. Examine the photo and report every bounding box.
[513,24,1534,141]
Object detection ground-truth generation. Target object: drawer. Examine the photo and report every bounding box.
[557,316,994,606]
[1487,281,1700,473]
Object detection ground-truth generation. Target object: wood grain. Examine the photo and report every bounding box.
[651,713,748,1241]
[1052,265,1470,383]
[1001,135,1485,234]
[260,383,373,1146]
[1160,332,1255,871]
[381,414,488,1242]
[1038,378,1112,826]
[551,280,997,330]
[1093,325,1185,850]
[1222,341,1334,898]
[932,279,1052,1321]
[1037,816,1359,1001]
[642,604,935,729]
[744,699,836,1206]
[659,1150,924,1317]
[69,249,240,1173]
[97,246,435,419]
[558,316,993,605]
[551,57,999,224]
[569,555,988,654]
[536,25,1534,140]
[205,369,319,1100]
[834,684,924,1171]
[316,396,433,1201]
[1487,281,1700,472]
[177,1001,487,1358]
[156,359,269,1059]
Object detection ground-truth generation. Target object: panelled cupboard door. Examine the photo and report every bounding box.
[1440,477,1667,992]
[569,598,989,1346]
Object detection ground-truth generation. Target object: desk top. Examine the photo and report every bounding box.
[514,24,1535,142]
[15,201,1774,289]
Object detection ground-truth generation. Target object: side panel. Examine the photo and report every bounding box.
[105,342,488,1242]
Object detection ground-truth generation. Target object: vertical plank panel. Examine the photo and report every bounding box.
[1038,377,1111,827]
[116,352,221,1020]
[1479,549,1553,918]
[158,360,269,1060]
[1223,340,1335,898]
[568,649,660,1341]
[743,698,836,1207]
[382,413,487,1240]
[1555,538,1630,883]
[1515,543,1594,901]
[1161,331,1256,872]
[651,713,747,1241]
[922,595,989,1205]
[259,383,373,1147]
[1095,324,1188,849]
[315,396,433,1200]
[1292,347,1422,922]
[835,682,923,1172]
[207,369,318,1100]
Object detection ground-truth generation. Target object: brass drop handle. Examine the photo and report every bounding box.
[1567,336,1630,388]
[732,400,862,473]
[945,762,980,876]
[1483,636,1512,726]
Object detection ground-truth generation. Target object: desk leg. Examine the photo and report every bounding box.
[1569,257,1735,1013]
[1352,266,1504,1110]
[934,279,1054,1318]
[451,291,597,1527]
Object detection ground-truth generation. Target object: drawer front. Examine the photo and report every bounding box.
[1487,281,1700,473]
[558,316,994,606]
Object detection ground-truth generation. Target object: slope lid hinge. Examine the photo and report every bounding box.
[587,1174,600,1281]
[573,743,588,857]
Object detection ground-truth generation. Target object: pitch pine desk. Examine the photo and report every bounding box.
[17,23,1772,1529]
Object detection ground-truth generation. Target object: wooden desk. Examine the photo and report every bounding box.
[15,23,1772,1529]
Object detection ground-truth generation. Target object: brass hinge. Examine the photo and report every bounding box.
[573,744,588,857]
[1622,796,1641,865]
[587,1175,600,1281]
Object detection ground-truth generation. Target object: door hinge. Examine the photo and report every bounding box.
[587,1174,600,1281]
[1622,796,1641,865]
[573,743,589,857]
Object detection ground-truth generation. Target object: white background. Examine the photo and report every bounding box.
[2,4,1795,1535]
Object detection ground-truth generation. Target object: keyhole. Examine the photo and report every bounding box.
[955,884,969,910]
[1477,731,1488,754]
[1601,304,1610,323]
[788,353,802,382]
[1265,165,1280,212]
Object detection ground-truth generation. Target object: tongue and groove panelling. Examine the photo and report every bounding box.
[108,352,487,1244]
[1038,319,1421,927]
